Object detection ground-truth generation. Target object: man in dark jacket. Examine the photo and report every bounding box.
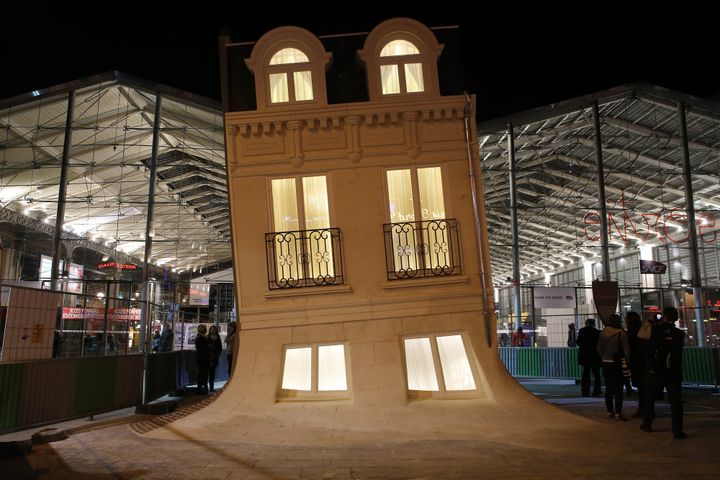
[641,306,686,439]
[577,318,602,396]
[194,324,210,394]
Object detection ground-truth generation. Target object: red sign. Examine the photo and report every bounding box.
[62,307,141,321]
[98,262,137,270]
[583,191,716,245]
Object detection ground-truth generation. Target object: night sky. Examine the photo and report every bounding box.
[2,3,716,122]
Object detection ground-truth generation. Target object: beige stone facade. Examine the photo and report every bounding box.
[221,18,531,413]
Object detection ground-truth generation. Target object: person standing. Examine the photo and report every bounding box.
[624,311,644,415]
[225,321,237,376]
[597,313,631,420]
[194,324,210,394]
[511,326,527,347]
[567,323,577,347]
[577,318,602,396]
[641,306,686,439]
[158,322,173,352]
[207,325,223,392]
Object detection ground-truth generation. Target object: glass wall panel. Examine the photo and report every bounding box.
[0,93,68,286]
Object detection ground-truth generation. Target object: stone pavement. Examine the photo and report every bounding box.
[2,379,719,479]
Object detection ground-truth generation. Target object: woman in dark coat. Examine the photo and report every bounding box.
[207,325,223,392]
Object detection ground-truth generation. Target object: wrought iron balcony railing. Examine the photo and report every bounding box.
[383,219,461,280]
[265,227,344,289]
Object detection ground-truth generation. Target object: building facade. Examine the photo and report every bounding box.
[221,18,522,409]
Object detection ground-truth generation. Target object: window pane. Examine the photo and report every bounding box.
[387,169,414,222]
[318,344,347,391]
[271,179,299,231]
[417,167,445,220]
[270,48,309,65]
[436,335,476,391]
[380,40,420,57]
[387,169,418,273]
[302,176,329,229]
[272,178,303,282]
[404,338,439,391]
[404,63,425,93]
[282,347,312,390]
[380,65,400,95]
[303,176,333,280]
[293,71,314,101]
[269,73,289,103]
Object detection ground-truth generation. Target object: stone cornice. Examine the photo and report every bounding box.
[225,95,468,129]
[225,95,470,171]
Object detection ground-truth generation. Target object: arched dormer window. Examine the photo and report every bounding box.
[268,48,314,103]
[360,18,443,101]
[247,27,330,110]
[379,39,424,95]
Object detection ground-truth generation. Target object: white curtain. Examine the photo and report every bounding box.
[418,167,446,270]
[404,338,439,391]
[281,347,312,391]
[387,169,417,273]
[302,176,329,229]
[272,178,302,281]
[417,167,444,220]
[269,73,289,103]
[404,63,425,93]
[380,65,400,95]
[293,71,314,101]
[386,169,414,222]
[303,176,332,279]
[272,178,299,231]
[380,40,420,57]
[436,335,476,391]
[318,344,347,391]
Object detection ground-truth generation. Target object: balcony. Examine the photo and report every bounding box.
[383,219,461,280]
[265,227,344,289]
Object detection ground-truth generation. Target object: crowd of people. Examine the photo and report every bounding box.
[576,307,686,439]
[151,320,238,395]
[504,307,686,439]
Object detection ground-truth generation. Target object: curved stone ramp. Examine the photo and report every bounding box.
[129,391,221,435]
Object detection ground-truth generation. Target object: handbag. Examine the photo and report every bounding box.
[616,334,631,378]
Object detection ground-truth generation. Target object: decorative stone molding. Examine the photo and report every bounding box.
[225,97,468,171]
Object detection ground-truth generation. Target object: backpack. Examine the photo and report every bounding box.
[648,324,674,374]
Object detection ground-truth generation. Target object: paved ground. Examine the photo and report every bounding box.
[2,379,719,479]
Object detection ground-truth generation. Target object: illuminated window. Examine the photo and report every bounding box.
[379,40,425,95]
[270,176,335,285]
[386,167,449,275]
[279,343,349,399]
[403,333,477,395]
[268,47,314,103]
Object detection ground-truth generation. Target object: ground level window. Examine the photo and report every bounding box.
[279,343,349,399]
[403,333,477,395]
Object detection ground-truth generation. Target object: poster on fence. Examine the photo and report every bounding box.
[533,287,576,309]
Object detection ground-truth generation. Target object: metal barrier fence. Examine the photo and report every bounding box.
[0,349,231,433]
[499,347,720,387]
[0,354,143,432]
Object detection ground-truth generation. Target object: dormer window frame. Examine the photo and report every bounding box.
[378,38,426,96]
[266,47,314,104]
[359,18,443,101]
[246,27,330,110]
